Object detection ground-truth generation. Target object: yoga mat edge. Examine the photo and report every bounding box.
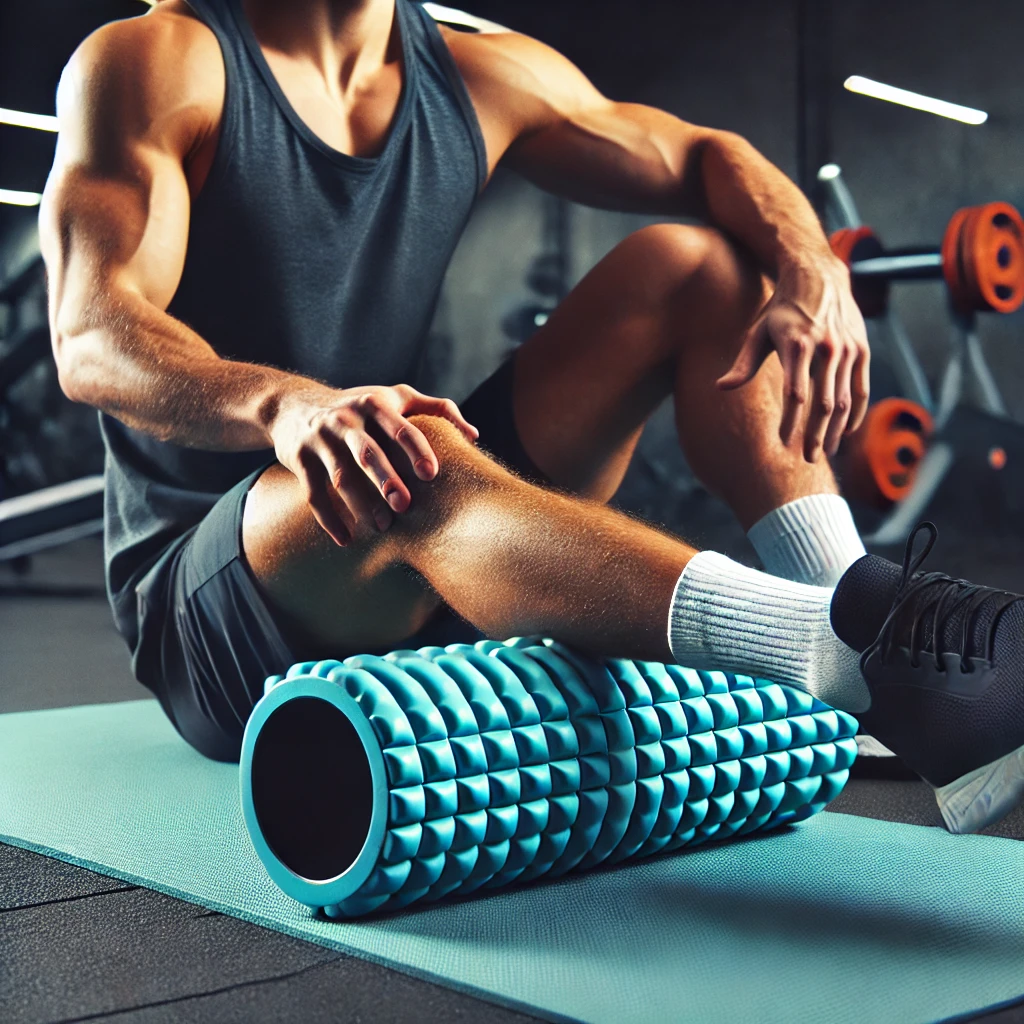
[0,826,583,1024]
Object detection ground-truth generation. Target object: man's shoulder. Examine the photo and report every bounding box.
[64,3,224,131]
[438,20,549,84]
[77,3,217,66]
[437,20,604,153]
[438,19,598,112]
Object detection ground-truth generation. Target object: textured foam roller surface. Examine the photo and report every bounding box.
[241,638,859,917]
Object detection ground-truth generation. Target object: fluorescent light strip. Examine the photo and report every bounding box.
[0,188,43,207]
[422,3,509,33]
[0,106,58,132]
[844,76,987,125]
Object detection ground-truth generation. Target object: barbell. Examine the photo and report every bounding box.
[831,202,1024,317]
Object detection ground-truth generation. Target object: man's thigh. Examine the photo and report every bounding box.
[148,457,466,763]
[242,463,443,656]
[511,223,765,501]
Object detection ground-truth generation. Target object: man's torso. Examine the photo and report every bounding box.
[103,0,501,649]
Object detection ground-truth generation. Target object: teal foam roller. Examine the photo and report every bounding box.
[240,638,858,918]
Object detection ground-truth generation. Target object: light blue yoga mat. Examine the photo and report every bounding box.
[1,700,1022,1024]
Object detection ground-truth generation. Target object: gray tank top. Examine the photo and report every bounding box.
[101,0,486,649]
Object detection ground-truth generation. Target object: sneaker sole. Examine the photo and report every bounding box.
[933,742,1024,834]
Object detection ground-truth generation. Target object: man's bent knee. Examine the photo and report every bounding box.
[621,223,765,309]
[244,417,497,577]
[388,413,500,540]
[626,222,719,272]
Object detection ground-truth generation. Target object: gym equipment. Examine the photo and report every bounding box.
[838,398,933,509]
[843,399,1024,534]
[830,203,1024,318]
[241,637,859,918]
[3,699,1024,1024]
[501,193,572,345]
[819,166,1019,543]
[0,475,104,562]
[0,256,106,563]
[919,404,1024,536]
[942,203,1024,315]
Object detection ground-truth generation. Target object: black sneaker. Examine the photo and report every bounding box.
[830,522,1024,834]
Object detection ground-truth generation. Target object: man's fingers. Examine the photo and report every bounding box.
[337,467,393,536]
[298,453,351,547]
[420,395,478,440]
[778,334,812,446]
[717,319,770,391]
[804,340,839,462]
[309,441,394,537]
[344,431,411,514]
[823,346,855,457]
[847,346,871,434]
[366,401,439,481]
[403,388,479,440]
[431,396,479,440]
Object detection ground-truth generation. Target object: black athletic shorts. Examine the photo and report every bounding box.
[134,356,549,763]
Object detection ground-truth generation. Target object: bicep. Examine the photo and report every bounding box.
[42,146,191,327]
[504,100,712,214]
[40,19,205,344]
[467,32,712,213]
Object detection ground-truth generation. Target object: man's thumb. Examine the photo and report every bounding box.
[716,320,769,390]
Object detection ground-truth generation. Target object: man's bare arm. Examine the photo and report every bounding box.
[42,11,475,544]
[43,11,294,448]
[449,29,870,461]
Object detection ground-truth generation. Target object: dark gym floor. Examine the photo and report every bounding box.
[2,538,1023,1024]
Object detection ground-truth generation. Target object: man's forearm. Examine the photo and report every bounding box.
[55,289,331,451]
[699,132,835,276]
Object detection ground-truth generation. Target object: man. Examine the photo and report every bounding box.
[40,0,1024,835]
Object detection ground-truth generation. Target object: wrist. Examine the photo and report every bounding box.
[258,377,337,448]
[775,243,845,282]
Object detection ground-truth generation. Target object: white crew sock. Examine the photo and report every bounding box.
[667,550,870,713]
[747,493,866,588]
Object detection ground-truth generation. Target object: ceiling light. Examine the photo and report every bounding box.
[0,188,43,207]
[844,76,987,125]
[0,106,59,132]
[422,3,508,32]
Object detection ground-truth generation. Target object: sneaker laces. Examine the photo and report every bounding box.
[866,522,1018,674]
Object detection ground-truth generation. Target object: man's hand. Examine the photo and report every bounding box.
[717,257,870,462]
[270,384,479,546]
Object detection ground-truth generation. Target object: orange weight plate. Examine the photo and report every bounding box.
[941,207,972,312]
[829,226,889,317]
[830,226,876,266]
[841,398,934,508]
[943,202,1024,314]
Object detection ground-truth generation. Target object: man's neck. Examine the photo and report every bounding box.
[242,0,399,92]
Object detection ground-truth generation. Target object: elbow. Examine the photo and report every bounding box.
[52,328,95,406]
[55,355,86,405]
[711,128,749,150]
[698,130,749,173]
[50,289,114,407]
